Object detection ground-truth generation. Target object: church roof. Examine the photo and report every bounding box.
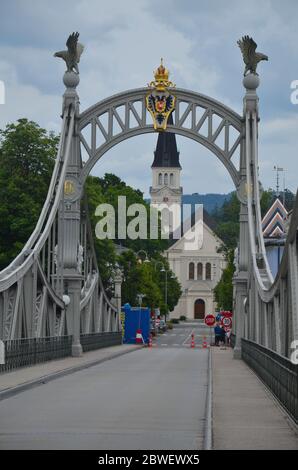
[151,114,181,168]
[168,207,221,248]
[262,197,288,238]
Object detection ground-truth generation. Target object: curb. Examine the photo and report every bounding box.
[203,347,213,450]
[0,345,143,401]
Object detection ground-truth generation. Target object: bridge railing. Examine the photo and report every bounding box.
[241,338,298,424]
[0,332,123,373]
[0,336,72,373]
[80,332,122,352]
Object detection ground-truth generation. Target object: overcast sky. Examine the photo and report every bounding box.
[0,0,297,197]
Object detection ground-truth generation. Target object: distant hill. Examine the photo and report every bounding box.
[182,192,233,215]
[145,192,233,218]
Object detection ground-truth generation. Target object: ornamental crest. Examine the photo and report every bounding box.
[146,59,176,131]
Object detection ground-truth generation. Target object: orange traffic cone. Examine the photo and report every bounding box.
[202,336,208,349]
[190,333,195,349]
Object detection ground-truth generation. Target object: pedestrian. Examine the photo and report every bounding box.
[220,325,226,345]
[214,322,222,346]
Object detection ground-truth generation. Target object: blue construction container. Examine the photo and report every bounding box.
[122,303,150,344]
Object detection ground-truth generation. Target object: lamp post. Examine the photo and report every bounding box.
[136,250,150,264]
[136,293,145,329]
[154,261,174,322]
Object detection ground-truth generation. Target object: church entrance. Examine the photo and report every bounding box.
[194,299,205,319]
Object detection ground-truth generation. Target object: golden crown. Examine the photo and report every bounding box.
[148,59,175,91]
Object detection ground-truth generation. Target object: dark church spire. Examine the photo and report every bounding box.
[151,114,181,168]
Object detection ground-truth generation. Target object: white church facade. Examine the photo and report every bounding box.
[149,118,226,320]
[165,216,226,319]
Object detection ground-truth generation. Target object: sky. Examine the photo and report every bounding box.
[0,0,297,197]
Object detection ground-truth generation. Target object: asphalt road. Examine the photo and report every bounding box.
[0,323,209,450]
[156,321,214,348]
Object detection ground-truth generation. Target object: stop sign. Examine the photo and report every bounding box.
[205,314,215,327]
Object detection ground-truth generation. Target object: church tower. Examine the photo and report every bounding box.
[150,115,182,233]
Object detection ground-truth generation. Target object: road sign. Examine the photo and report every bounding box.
[221,310,233,317]
[221,316,232,329]
[205,314,215,327]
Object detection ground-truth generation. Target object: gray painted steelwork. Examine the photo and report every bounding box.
[0,36,297,365]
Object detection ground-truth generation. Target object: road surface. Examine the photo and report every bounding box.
[0,323,210,450]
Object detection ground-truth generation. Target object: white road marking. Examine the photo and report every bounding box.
[182,329,195,345]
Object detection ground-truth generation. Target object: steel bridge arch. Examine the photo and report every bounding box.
[78,88,243,188]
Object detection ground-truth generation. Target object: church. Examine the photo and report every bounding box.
[149,125,226,320]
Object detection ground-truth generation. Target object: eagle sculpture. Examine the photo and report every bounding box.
[237,36,268,76]
[54,32,84,74]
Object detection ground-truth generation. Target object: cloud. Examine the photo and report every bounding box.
[0,0,297,196]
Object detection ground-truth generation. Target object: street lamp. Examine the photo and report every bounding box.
[136,250,150,264]
[136,293,145,329]
[154,261,174,322]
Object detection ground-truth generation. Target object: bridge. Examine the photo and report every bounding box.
[0,33,297,431]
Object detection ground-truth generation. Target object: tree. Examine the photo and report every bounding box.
[85,173,171,290]
[94,173,169,256]
[0,119,59,269]
[213,248,235,311]
[85,176,117,287]
[212,192,240,249]
[117,250,182,313]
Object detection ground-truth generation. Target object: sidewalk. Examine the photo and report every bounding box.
[0,344,141,399]
[212,346,298,450]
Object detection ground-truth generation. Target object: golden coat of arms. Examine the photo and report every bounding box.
[146,59,176,131]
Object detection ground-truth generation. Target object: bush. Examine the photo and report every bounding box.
[166,322,173,330]
[179,315,187,321]
[171,318,180,324]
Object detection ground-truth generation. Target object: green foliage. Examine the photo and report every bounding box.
[85,174,182,312]
[260,188,274,216]
[213,248,235,311]
[0,119,59,269]
[212,192,240,249]
[117,250,182,312]
[283,188,296,211]
[213,186,295,312]
[91,173,169,257]
[85,176,117,286]
[212,188,295,250]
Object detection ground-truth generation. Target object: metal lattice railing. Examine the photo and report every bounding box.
[0,336,73,373]
[241,338,298,424]
[80,332,122,352]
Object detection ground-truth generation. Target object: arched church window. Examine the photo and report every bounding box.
[170,173,174,186]
[189,262,194,280]
[197,262,203,280]
[206,262,211,280]
[158,173,162,185]
[164,173,168,185]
